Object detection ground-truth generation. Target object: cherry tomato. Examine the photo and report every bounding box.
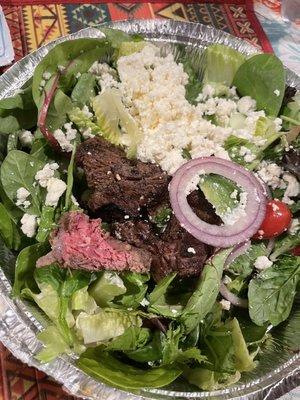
[253,199,292,240]
[292,245,300,256]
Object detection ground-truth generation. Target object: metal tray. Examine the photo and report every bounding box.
[0,19,299,400]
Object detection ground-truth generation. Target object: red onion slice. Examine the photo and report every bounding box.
[219,283,248,308]
[169,157,267,247]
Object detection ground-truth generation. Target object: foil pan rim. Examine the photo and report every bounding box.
[0,19,299,400]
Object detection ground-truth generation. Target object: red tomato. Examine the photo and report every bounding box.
[292,246,300,256]
[253,199,292,239]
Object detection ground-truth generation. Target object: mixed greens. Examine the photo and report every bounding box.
[0,28,299,393]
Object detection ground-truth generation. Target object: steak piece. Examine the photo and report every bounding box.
[113,189,218,281]
[76,137,169,217]
[37,211,152,273]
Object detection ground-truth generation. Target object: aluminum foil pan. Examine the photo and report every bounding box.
[0,19,299,400]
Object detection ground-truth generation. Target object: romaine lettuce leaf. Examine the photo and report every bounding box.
[75,309,142,345]
[203,44,246,86]
[92,87,141,158]
[89,271,126,307]
[36,325,71,363]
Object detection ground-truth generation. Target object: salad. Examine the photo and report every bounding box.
[0,28,299,392]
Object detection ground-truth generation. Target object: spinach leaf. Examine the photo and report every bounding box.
[32,38,112,106]
[0,203,21,250]
[233,54,285,117]
[71,72,96,108]
[1,150,46,215]
[77,347,182,390]
[12,243,49,297]
[228,242,266,278]
[7,132,19,152]
[0,80,37,133]
[248,254,300,326]
[180,249,231,333]
[45,89,73,132]
[281,93,300,130]
[203,44,246,86]
[148,273,184,318]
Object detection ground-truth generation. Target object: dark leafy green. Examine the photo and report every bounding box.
[77,347,182,390]
[0,203,21,250]
[248,254,300,326]
[1,150,47,215]
[180,249,231,333]
[233,54,285,116]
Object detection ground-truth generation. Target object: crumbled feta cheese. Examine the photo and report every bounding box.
[187,247,196,254]
[53,123,77,152]
[256,162,284,190]
[124,215,130,220]
[237,96,256,114]
[289,218,300,235]
[42,71,51,80]
[254,256,273,271]
[274,89,280,97]
[220,299,231,310]
[222,191,247,226]
[282,173,300,204]
[16,187,30,208]
[89,62,118,91]
[20,213,37,238]
[81,105,93,119]
[35,163,59,187]
[230,190,238,199]
[239,146,256,163]
[45,178,67,207]
[184,172,205,195]
[271,203,280,212]
[140,298,150,307]
[18,130,33,147]
[81,127,94,140]
[75,72,81,79]
[58,65,65,72]
[40,79,46,87]
[223,275,232,285]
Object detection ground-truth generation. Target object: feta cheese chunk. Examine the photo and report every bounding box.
[35,162,59,187]
[18,130,34,147]
[20,213,37,238]
[237,96,256,114]
[45,178,67,207]
[220,299,231,310]
[289,218,300,235]
[16,187,31,208]
[254,256,273,271]
[53,123,77,152]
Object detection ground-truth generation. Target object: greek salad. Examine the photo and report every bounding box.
[0,28,299,392]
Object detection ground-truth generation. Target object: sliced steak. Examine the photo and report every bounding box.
[112,189,218,281]
[37,211,152,273]
[76,137,169,217]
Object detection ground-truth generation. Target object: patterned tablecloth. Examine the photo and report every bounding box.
[0,1,299,399]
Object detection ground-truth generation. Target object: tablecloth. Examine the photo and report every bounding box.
[0,1,299,399]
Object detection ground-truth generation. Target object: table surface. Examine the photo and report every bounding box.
[0,1,299,399]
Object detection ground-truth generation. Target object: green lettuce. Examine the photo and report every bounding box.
[89,271,126,307]
[92,88,141,158]
[203,44,246,86]
[75,309,142,345]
